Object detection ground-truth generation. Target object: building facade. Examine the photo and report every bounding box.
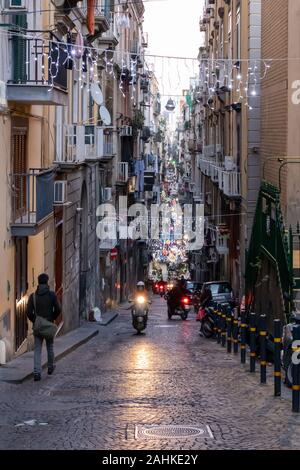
[180,0,262,301]
[0,0,156,363]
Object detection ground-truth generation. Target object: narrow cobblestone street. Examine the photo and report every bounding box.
[0,296,300,451]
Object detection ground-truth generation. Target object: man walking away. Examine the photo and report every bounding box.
[27,273,61,381]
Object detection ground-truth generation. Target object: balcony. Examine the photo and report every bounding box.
[116,162,129,185]
[98,12,119,48]
[7,32,68,106]
[10,169,54,237]
[193,190,204,203]
[197,154,241,198]
[62,125,116,164]
[81,1,110,37]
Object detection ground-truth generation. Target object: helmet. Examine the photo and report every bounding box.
[137,281,145,291]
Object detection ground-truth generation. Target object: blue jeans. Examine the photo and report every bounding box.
[34,336,54,375]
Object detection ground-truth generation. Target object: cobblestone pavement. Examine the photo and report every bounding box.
[0,296,300,450]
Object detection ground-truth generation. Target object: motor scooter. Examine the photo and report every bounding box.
[200,306,216,338]
[130,295,151,334]
[167,295,191,321]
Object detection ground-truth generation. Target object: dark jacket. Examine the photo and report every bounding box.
[167,285,188,308]
[27,284,61,323]
[200,288,213,308]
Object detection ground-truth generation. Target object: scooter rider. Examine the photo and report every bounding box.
[133,282,150,308]
[167,279,188,317]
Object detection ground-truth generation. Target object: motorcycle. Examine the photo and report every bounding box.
[130,295,151,334]
[167,295,191,321]
[282,312,300,387]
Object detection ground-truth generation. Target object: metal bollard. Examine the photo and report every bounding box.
[292,325,300,412]
[221,307,226,348]
[226,306,232,353]
[213,304,218,338]
[232,307,239,354]
[217,305,222,344]
[240,310,247,364]
[273,319,282,397]
[249,313,257,373]
[259,314,267,384]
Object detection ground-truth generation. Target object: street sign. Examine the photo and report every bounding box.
[110,247,118,261]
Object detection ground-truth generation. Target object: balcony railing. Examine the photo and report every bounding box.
[7,31,68,105]
[197,154,241,198]
[11,169,54,236]
[64,125,115,163]
[116,162,129,183]
[222,171,241,198]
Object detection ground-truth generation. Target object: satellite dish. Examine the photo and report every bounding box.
[53,0,65,6]
[100,106,111,126]
[90,83,103,106]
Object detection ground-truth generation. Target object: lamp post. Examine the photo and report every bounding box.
[262,157,284,180]
[279,160,300,193]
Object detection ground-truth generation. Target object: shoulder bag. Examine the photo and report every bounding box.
[32,294,58,341]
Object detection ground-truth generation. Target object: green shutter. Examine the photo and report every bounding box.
[12,13,27,83]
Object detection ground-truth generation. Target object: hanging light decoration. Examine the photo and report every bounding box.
[165,98,176,112]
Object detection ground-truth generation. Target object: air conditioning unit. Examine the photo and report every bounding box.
[120,126,132,137]
[224,156,235,171]
[103,187,112,202]
[54,181,67,204]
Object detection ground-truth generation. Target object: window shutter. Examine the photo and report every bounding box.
[12,123,27,214]
[12,13,27,83]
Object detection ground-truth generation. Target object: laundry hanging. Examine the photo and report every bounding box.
[87,0,95,35]
[135,159,145,193]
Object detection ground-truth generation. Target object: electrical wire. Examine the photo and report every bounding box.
[0,27,298,62]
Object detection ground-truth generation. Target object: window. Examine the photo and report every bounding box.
[10,0,23,6]
[11,119,28,217]
[85,125,95,145]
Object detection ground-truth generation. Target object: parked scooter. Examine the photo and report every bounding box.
[201,305,216,338]
[282,312,300,386]
[167,295,191,321]
[130,294,151,334]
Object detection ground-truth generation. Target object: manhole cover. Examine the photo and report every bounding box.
[135,424,213,440]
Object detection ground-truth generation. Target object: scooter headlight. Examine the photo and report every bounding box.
[137,296,146,305]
